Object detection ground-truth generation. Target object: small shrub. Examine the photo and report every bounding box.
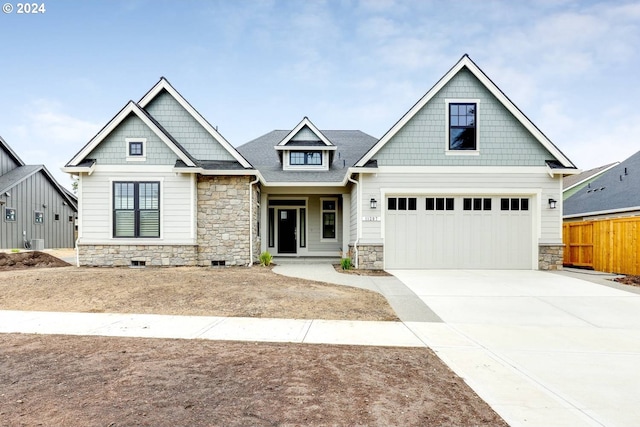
[340,257,352,270]
[259,251,273,267]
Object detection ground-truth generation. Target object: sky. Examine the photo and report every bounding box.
[1,0,639,190]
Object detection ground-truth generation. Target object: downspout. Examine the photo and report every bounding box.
[248,175,260,266]
[347,174,360,268]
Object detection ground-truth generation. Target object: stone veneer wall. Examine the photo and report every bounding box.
[197,176,258,266]
[538,244,564,271]
[353,244,384,270]
[78,244,197,267]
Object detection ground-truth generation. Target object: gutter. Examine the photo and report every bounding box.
[347,173,360,269]
[248,176,260,266]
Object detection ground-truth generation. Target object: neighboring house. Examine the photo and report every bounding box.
[0,136,78,249]
[64,55,577,270]
[563,162,618,200]
[564,150,640,221]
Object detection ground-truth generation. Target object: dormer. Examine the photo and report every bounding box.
[275,117,337,171]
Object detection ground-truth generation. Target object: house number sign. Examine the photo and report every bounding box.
[362,216,381,222]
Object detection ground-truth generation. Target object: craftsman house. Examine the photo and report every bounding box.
[1,136,77,249]
[64,55,577,269]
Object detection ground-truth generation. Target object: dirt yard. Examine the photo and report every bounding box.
[0,251,508,426]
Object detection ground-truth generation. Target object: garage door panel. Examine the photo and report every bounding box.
[385,196,533,269]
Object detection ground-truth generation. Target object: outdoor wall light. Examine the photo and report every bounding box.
[548,198,557,209]
[4,192,10,197]
[42,203,47,208]
[370,198,377,209]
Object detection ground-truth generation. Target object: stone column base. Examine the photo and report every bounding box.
[351,244,384,270]
[538,244,564,271]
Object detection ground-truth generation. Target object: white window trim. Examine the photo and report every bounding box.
[445,99,480,155]
[320,197,338,242]
[283,150,329,171]
[126,138,147,162]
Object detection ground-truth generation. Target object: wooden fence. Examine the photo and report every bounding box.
[563,217,640,275]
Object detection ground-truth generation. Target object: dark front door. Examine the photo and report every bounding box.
[278,209,297,253]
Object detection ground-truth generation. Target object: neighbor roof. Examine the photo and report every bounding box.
[563,162,618,191]
[237,130,377,184]
[0,164,78,210]
[564,150,640,217]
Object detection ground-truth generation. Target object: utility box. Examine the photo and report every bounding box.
[31,239,44,250]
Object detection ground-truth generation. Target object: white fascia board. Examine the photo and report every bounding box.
[67,102,195,167]
[356,55,576,168]
[547,164,582,178]
[89,164,176,173]
[380,187,542,196]
[276,117,334,147]
[274,145,337,151]
[563,206,640,219]
[362,165,554,174]
[61,163,96,175]
[139,78,252,168]
[261,181,345,188]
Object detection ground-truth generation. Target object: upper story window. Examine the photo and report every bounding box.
[126,138,147,161]
[290,151,322,166]
[448,102,477,151]
[129,141,143,156]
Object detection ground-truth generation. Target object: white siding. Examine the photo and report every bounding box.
[78,166,194,245]
[358,168,563,246]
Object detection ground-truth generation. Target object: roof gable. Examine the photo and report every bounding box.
[356,55,575,169]
[0,135,25,174]
[139,78,251,168]
[66,101,196,167]
[0,164,77,210]
[564,150,640,217]
[275,117,334,148]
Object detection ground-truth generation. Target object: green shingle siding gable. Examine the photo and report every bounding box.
[375,68,553,166]
[87,115,177,165]
[144,90,236,162]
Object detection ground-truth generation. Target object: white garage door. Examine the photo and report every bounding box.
[385,196,533,269]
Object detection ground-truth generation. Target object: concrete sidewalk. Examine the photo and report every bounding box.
[273,263,442,322]
[0,310,426,347]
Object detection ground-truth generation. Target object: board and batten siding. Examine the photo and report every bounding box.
[78,167,194,245]
[358,170,563,245]
[1,171,76,249]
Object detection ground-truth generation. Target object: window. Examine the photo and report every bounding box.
[449,103,476,150]
[113,181,160,238]
[426,198,454,211]
[129,141,143,156]
[290,151,322,166]
[268,208,275,247]
[34,211,44,224]
[321,199,337,240]
[5,207,16,222]
[501,198,529,211]
[54,214,60,221]
[388,197,417,211]
[126,138,147,161]
[463,198,492,211]
[299,208,306,248]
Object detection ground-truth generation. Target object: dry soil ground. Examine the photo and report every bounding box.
[0,251,508,426]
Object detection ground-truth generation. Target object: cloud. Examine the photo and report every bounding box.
[8,100,102,190]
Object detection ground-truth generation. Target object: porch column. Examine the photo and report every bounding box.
[342,193,350,256]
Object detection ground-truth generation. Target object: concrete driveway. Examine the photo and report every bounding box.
[392,269,640,427]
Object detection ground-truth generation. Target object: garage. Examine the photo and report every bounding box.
[385,195,533,269]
